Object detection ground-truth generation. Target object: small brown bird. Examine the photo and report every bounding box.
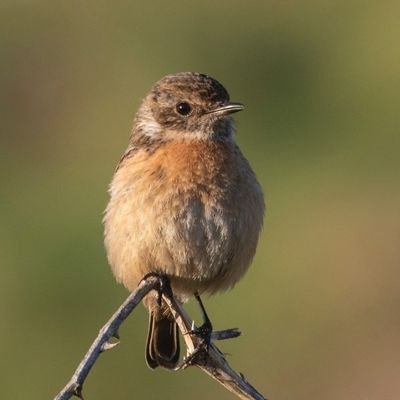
[103,72,264,369]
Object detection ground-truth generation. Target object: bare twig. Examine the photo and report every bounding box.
[54,276,159,400]
[54,275,267,400]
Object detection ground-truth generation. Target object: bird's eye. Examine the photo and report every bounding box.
[176,102,192,116]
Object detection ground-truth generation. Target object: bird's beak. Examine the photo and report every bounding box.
[206,102,245,116]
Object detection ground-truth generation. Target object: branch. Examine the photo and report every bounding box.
[54,275,267,400]
[54,277,158,400]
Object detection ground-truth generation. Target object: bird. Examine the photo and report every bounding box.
[103,72,265,370]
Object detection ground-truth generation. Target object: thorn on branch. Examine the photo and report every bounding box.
[100,340,120,352]
[73,384,84,399]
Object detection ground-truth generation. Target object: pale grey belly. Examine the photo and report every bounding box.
[154,197,258,296]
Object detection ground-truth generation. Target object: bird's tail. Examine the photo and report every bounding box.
[145,305,180,369]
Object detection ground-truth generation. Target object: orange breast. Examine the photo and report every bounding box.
[146,139,238,191]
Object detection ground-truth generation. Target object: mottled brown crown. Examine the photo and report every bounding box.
[151,72,230,106]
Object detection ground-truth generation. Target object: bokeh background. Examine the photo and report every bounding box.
[1,1,400,399]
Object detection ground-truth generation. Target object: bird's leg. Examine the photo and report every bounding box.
[195,292,213,331]
[178,293,213,369]
[179,292,241,370]
[191,292,213,346]
[191,292,241,343]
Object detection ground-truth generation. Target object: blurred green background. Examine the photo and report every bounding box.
[1,1,400,399]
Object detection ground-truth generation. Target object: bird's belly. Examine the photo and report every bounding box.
[105,183,260,299]
[106,192,249,296]
[157,195,240,285]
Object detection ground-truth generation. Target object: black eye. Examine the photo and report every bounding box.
[176,101,192,116]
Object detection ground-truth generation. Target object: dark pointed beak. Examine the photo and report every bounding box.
[206,102,245,116]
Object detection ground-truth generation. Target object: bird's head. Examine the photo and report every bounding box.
[134,72,244,141]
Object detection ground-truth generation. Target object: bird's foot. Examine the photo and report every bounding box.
[141,272,173,306]
[189,319,213,349]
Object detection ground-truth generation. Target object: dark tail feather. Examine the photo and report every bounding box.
[145,308,180,369]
